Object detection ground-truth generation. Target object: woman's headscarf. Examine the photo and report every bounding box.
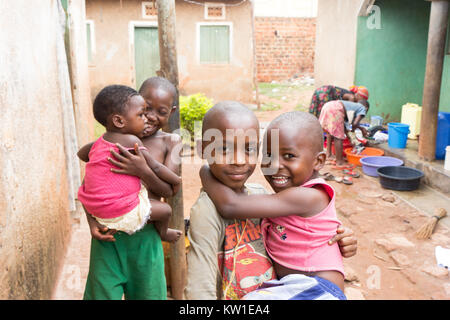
[349,85,369,99]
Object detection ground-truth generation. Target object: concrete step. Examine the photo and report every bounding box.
[392,183,450,231]
[364,139,450,230]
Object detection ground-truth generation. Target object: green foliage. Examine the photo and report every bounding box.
[295,102,308,112]
[258,82,311,102]
[258,82,296,100]
[94,120,106,138]
[256,102,281,112]
[179,93,214,138]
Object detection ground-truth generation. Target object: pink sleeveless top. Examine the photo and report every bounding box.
[261,178,344,276]
[77,136,143,219]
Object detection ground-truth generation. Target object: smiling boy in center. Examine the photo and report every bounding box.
[186,101,357,300]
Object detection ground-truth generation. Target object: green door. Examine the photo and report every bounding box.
[134,27,160,90]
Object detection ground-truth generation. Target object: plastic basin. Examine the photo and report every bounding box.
[376,166,424,191]
[360,156,404,177]
[344,147,385,166]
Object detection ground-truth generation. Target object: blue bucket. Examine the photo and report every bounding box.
[388,123,410,148]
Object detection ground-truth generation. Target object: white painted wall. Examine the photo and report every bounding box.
[253,0,318,17]
[314,0,361,88]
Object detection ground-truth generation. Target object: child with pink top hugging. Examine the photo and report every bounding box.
[200,111,346,300]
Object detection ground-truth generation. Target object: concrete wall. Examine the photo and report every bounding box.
[314,0,361,88]
[0,0,89,299]
[354,0,431,122]
[176,0,254,103]
[255,17,316,82]
[86,0,254,103]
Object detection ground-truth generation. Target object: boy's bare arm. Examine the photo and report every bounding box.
[200,165,328,220]
[77,142,95,162]
[108,143,176,198]
[352,115,368,137]
[141,148,181,186]
[114,134,181,186]
[200,166,358,257]
[163,134,182,194]
[83,205,117,242]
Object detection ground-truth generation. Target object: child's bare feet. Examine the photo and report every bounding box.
[161,228,182,243]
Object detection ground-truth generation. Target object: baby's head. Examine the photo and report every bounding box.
[139,77,177,136]
[201,101,260,192]
[262,111,325,193]
[93,84,147,137]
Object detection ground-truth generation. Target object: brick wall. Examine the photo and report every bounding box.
[255,17,316,82]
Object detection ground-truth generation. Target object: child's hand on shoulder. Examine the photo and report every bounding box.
[108,143,148,177]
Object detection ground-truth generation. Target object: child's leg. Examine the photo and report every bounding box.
[334,138,345,165]
[149,199,182,243]
[326,133,334,159]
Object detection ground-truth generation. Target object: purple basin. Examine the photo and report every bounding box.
[359,156,404,177]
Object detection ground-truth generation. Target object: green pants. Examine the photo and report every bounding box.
[83,223,167,300]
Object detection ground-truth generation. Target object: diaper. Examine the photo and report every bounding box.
[95,184,151,235]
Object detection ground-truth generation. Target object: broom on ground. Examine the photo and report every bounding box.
[416,208,447,239]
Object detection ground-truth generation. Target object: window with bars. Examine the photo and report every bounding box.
[142,1,157,18]
[205,3,226,20]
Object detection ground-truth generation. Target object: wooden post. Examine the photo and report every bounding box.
[250,0,261,109]
[418,0,449,161]
[156,0,186,300]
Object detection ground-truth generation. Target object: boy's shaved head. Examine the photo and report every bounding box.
[202,101,259,134]
[267,111,324,154]
[201,101,260,192]
[139,76,177,103]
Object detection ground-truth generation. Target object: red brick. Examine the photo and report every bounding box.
[255,17,315,82]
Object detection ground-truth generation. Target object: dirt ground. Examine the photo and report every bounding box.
[53,80,450,300]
